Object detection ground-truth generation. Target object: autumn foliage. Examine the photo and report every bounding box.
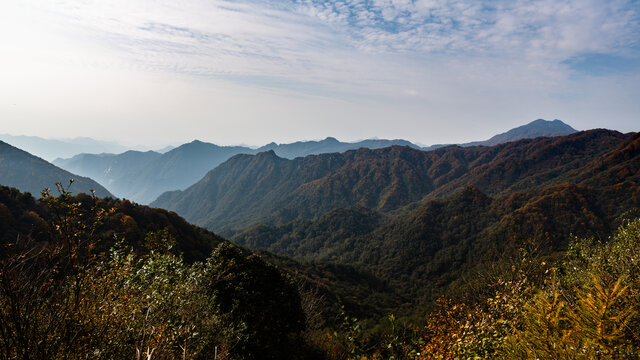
[327,219,640,359]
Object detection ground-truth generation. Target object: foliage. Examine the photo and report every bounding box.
[200,242,305,360]
[446,221,639,359]
[0,182,109,359]
[0,184,307,359]
[334,219,640,359]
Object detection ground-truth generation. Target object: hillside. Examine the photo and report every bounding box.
[0,184,400,318]
[0,140,113,198]
[152,130,631,233]
[0,185,312,359]
[0,184,220,260]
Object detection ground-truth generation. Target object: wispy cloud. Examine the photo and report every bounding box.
[8,0,639,95]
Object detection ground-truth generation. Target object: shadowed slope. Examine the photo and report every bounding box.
[0,141,113,198]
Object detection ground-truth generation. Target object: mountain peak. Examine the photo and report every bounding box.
[472,119,578,147]
[256,149,279,158]
[172,140,219,153]
[525,119,576,131]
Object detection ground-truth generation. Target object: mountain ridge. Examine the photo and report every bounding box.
[151,129,629,234]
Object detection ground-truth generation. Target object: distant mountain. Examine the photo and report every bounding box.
[423,119,577,150]
[55,141,255,204]
[156,145,176,153]
[123,141,256,204]
[53,150,162,195]
[151,129,629,233]
[257,137,420,159]
[465,119,577,146]
[0,134,130,162]
[0,141,113,198]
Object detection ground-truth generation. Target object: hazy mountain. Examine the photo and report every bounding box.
[0,140,113,198]
[257,137,420,159]
[466,118,577,146]
[151,129,630,233]
[123,141,257,204]
[0,134,130,162]
[53,150,163,195]
[156,145,176,153]
[55,141,258,204]
[423,119,577,150]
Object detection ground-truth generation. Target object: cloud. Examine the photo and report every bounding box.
[299,0,639,59]
[7,0,638,96]
[0,0,638,146]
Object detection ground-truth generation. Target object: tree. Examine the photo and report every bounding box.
[201,243,305,360]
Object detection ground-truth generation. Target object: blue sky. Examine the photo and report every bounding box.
[0,0,638,147]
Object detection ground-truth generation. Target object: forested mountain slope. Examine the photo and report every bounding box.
[0,185,400,318]
[234,132,640,298]
[54,119,574,205]
[153,130,632,233]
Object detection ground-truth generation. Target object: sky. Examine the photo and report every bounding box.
[0,0,639,147]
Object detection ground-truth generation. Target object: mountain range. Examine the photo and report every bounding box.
[54,138,424,204]
[55,119,576,204]
[209,130,640,300]
[0,134,179,162]
[151,128,615,233]
[0,140,113,198]
[0,134,131,162]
